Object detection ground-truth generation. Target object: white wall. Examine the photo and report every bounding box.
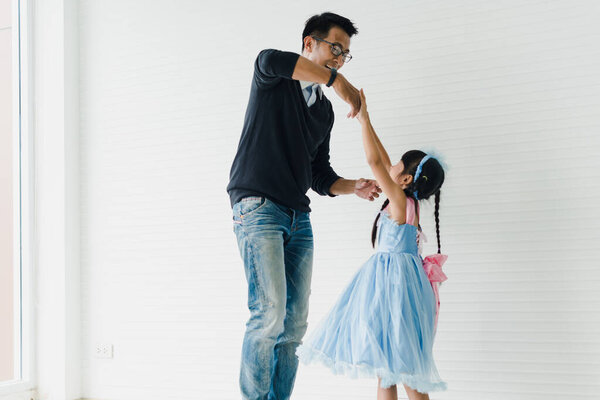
[78,1,600,399]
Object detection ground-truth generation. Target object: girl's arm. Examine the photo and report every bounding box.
[354,93,392,170]
[358,89,407,223]
[370,122,392,171]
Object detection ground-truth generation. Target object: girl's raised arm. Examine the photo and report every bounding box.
[357,89,407,223]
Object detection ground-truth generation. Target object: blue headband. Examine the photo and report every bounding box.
[413,155,434,200]
[414,155,433,182]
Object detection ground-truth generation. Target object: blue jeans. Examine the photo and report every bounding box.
[233,197,314,400]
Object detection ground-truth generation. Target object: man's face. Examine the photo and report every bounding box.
[303,26,351,71]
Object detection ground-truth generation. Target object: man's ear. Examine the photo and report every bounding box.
[303,36,313,53]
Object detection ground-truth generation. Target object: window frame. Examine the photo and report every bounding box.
[0,0,35,396]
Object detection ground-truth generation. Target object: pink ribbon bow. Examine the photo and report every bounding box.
[422,254,448,330]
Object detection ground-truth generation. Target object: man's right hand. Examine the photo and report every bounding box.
[332,73,361,118]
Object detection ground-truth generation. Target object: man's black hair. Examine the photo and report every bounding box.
[302,12,358,51]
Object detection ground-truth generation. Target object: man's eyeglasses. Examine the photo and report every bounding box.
[311,36,352,63]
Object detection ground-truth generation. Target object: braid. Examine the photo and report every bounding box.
[369,150,445,248]
[434,190,441,254]
[371,199,390,247]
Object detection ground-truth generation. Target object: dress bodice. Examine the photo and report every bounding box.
[376,198,423,256]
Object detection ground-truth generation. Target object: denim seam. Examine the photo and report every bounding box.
[239,221,268,309]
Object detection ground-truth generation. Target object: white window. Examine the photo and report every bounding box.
[0,0,33,396]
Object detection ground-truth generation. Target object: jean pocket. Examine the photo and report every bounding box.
[234,197,267,219]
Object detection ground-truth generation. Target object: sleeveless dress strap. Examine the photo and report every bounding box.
[381,198,418,226]
[406,197,417,226]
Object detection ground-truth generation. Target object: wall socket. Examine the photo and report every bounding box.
[95,343,114,358]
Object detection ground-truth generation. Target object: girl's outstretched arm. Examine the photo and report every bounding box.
[368,121,392,171]
[356,95,392,170]
[358,89,407,223]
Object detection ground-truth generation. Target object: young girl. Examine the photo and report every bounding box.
[297,89,448,400]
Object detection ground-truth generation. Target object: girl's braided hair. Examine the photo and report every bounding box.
[371,150,445,253]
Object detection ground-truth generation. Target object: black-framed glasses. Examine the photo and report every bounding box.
[311,36,352,63]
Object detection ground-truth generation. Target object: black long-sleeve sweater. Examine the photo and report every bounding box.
[227,49,341,212]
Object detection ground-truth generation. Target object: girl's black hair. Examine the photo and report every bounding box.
[371,150,445,253]
[301,12,358,51]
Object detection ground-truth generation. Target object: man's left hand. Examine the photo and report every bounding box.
[354,178,382,201]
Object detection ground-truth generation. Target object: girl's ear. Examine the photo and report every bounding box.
[402,174,414,188]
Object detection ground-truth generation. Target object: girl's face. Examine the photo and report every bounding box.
[390,160,414,189]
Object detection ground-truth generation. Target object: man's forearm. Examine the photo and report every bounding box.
[291,56,333,84]
[329,178,356,195]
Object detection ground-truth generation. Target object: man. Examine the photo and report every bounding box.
[227,12,380,400]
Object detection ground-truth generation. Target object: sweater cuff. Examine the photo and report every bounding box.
[324,175,342,197]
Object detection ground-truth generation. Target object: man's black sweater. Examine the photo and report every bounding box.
[227,49,341,213]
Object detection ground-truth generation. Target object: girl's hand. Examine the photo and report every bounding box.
[356,88,369,124]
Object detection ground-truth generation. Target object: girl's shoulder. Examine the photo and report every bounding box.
[384,197,419,228]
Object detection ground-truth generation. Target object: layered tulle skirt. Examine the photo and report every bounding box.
[296,251,447,392]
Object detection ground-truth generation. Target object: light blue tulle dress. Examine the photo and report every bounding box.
[296,198,447,392]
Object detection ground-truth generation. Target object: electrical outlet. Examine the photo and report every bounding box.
[95,343,114,358]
